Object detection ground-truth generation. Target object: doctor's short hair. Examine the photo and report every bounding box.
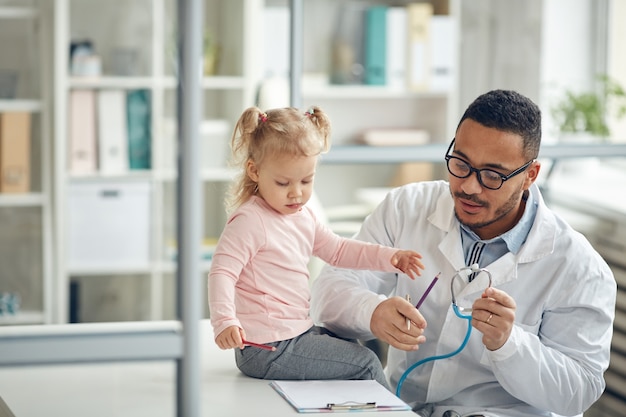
[457,89,541,160]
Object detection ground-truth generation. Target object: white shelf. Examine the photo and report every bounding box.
[68,265,153,277]
[67,171,153,183]
[160,76,247,90]
[0,193,45,207]
[0,6,38,19]
[321,143,626,165]
[0,99,43,112]
[69,76,155,90]
[159,167,236,182]
[0,311,45,325]
[302,74,448,100]
[68,75,246,90]
[0,1,52,327]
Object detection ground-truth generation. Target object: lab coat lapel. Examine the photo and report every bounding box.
[430,190,465,271]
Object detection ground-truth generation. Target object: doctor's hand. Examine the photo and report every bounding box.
[370,296,427,351]
[472,287,517,351]
[215,325,245,350]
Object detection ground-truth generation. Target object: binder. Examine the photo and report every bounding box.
[0,112,31,193]
[407,3,433,91]
[430,15,455,92]
[270,380,411,413]
[126,89,151,170]
[330,3,367,85]
[386,7,408,90]
[69,90,98,174]
[364,5,388,85]
[97,90,129,175]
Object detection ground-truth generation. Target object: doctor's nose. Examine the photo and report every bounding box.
[460,170,483,195]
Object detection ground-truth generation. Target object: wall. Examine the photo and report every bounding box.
[457,0,543,113]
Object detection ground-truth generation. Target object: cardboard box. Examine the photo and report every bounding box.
[0,112,31,193]
[67,181,151,270]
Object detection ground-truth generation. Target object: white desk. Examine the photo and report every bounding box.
[0,323,415,417]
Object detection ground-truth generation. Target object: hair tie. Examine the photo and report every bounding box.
[305,108,314,117]
[259,112,268,123]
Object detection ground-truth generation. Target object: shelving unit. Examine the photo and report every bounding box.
[296,0,460,207]
[0,0,53,325]
[53,0,263,324]
[49,0,460,323]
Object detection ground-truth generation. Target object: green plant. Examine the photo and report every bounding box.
[551,75,626,139]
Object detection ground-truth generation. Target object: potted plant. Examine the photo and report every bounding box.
[551,74,626,142]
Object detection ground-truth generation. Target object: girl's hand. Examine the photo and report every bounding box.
[391,250,425,279]
[215,325,245,350]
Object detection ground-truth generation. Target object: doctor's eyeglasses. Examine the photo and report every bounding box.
[444,139,535,190]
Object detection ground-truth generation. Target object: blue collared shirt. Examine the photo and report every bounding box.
[460,190,538,268]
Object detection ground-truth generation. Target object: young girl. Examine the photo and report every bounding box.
[208,106,425,388]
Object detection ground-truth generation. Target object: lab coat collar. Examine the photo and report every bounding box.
[430,184,556,287]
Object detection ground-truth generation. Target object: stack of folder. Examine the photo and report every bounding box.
[69,89,151,176]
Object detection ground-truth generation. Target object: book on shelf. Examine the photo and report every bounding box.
[0,112,31,193]
[430,15,456,92]
[330,2,368,85]
[386,6,408,90]
[407,2,433,91]
[97,89,129,175]
[69,90,98,175]
[332,3,448,92]
[126,89,151,170]
[358,128,430,146]
[364,5,387,85]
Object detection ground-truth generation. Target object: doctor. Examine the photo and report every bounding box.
[310,90,616,417]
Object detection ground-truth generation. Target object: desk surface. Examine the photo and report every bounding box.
[0,324,414,417]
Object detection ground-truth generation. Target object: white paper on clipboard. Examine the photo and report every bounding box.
[270,380,411,413]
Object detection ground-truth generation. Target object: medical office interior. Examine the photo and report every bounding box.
[0,0,625,416]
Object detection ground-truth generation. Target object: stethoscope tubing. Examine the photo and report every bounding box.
[395,266,492,398]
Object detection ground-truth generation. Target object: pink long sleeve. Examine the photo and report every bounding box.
[208,196,400,344]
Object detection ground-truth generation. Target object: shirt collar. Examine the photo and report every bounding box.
[460,190,537,254]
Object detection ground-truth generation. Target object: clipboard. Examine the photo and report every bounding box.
[270,380,411,413]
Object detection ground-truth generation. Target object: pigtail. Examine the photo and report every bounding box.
[226,107,267,213]
[305,106,331,154]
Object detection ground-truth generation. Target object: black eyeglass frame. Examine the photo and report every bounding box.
[444,139,536,190]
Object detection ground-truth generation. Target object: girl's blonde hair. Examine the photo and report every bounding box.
[226,105,331,212]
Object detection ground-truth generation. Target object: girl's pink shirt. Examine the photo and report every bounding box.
[208,195,400,344]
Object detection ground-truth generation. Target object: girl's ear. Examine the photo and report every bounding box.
[246,159,259,182]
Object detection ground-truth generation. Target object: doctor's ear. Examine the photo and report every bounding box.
[524,160,541,188]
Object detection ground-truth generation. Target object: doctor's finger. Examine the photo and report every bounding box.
[483,286,517,309]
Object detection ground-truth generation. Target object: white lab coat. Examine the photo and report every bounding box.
[310,181,616,417]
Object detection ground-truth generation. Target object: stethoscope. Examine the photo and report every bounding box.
[395,264,493,398]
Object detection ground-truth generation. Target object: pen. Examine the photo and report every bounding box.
[415,272,441,310]
[405,294,411,330]
[242,339,277,352]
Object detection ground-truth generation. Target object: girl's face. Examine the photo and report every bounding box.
[247,153,318,215]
